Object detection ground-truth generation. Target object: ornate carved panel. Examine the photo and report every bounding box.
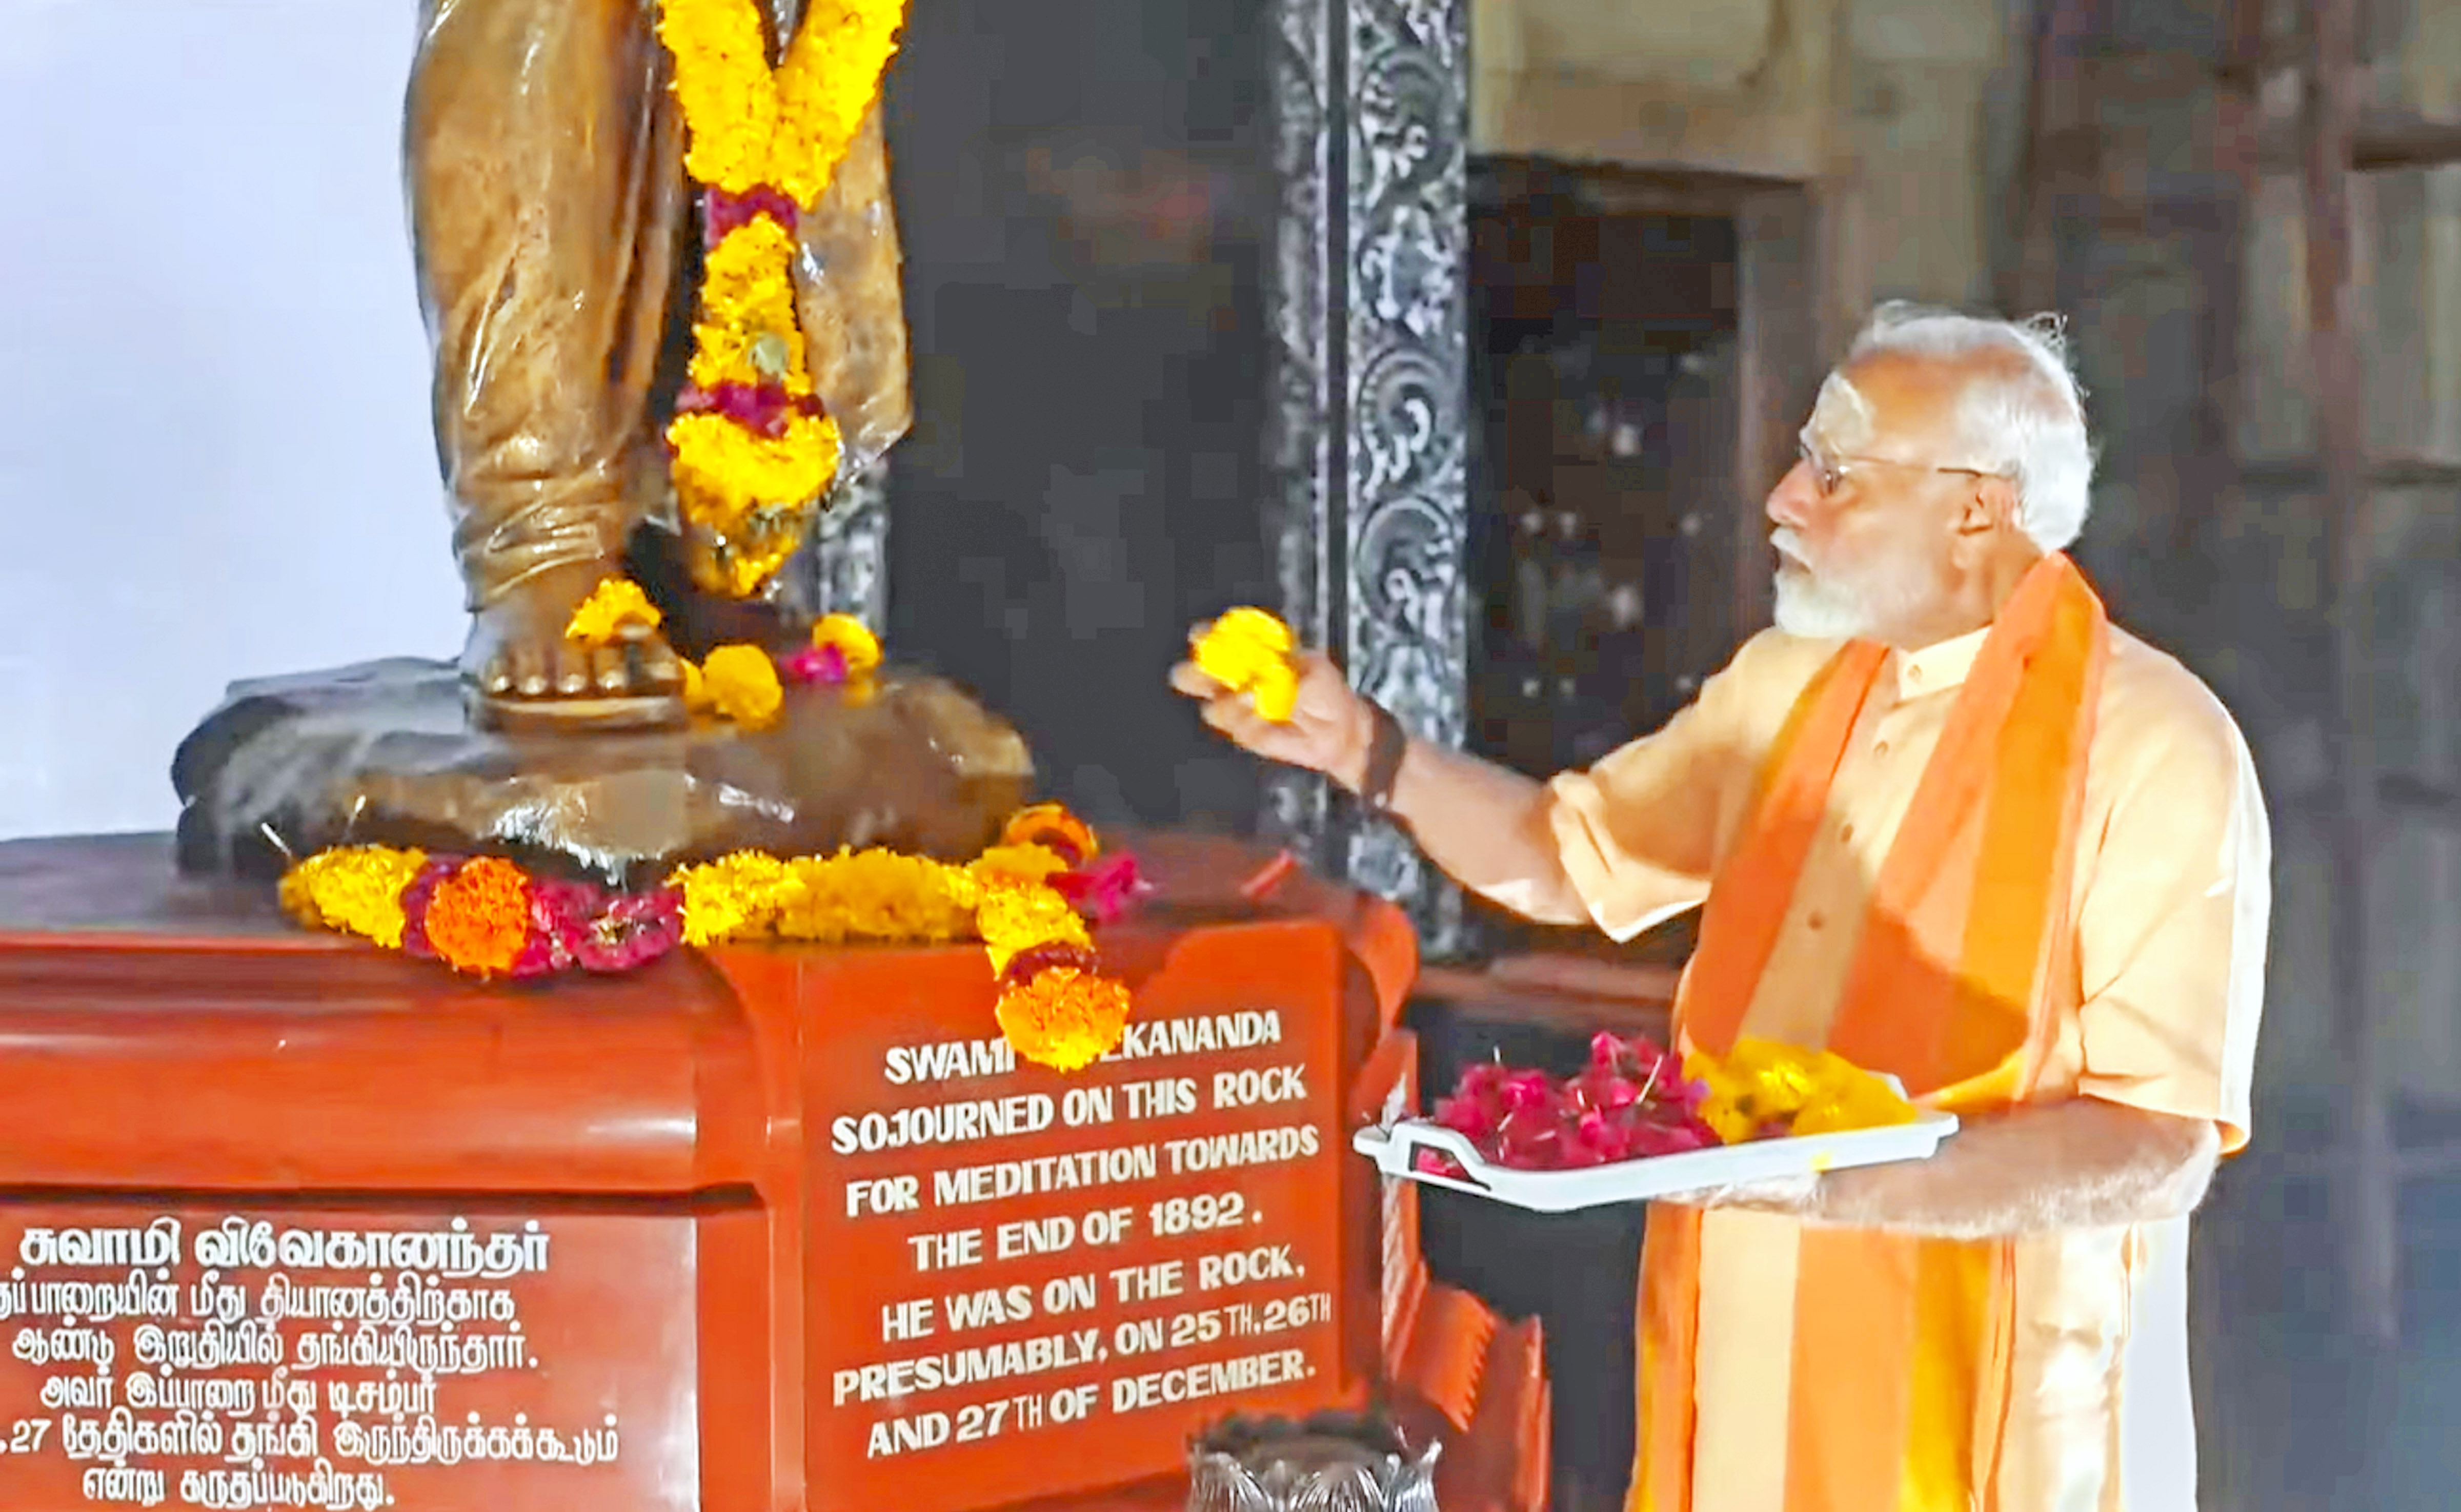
[1268,0,1472,956]
[788,458,891,627]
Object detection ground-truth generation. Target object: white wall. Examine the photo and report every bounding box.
[0,1,465,841]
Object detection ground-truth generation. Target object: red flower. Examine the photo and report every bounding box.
[780,644,852,685]
[1054,853,1151,924]
[704,186,802,243]
[998,940,1101,989]
[578,888,684,973]
[1424,1031,1725,1172]
[674,381,822,441]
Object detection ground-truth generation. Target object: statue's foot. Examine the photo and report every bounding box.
[464,563,690,734]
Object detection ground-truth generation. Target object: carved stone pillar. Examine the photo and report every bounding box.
[1265,0,1472,958]
[790,458,892,627]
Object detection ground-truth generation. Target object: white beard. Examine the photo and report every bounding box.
[1768,533,1933,642]
[1771,565,1873,639]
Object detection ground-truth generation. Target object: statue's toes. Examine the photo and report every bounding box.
[509,643,551,699]
[479,649,516,697]
[552,644,593,697]
[591,646,629,694]
[639,643,685,693]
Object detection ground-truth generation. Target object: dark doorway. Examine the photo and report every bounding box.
[1422,157,1821,1511]
[1467,162,1744,782]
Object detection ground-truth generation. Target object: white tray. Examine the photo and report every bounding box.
[1349,1095,1959,1214]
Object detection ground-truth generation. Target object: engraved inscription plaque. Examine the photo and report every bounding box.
[0,1210,694,1510]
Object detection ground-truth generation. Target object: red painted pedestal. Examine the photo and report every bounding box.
[0,833,1453,1512]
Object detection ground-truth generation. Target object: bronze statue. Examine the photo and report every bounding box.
[406,0,913,731]
[170,0,1034,882]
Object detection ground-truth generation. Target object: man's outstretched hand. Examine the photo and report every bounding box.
[1169,624,1376,790]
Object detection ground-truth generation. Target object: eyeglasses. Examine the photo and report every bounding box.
[1796,432,2006,499]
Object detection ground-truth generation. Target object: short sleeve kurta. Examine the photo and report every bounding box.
[1502,624,2270,1512]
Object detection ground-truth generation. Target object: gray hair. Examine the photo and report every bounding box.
[1844,301,2096,552]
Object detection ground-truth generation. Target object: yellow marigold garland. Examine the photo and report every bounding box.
[686,215,815,398]
[768,0,908,207]
[278,805,1134,1071]
[665,830,1135,1071]
[655,0,907,598]
[659,0,902,201]
[672,850,801,945]
[279,845,428,951]
[667,413,843,555]
[969,843,1073,890]
[659,0,780,196]
[973,882,1093,979]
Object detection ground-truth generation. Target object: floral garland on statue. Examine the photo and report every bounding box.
[563,578,882,727]
[655,0,908,599]
[287,592,1145,1071]
[669,806,1146,1072]
[281,805,1147,1073]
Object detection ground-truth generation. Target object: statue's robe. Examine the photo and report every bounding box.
[407,0,911,609]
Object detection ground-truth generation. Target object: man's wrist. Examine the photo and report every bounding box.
[1330,696,1380,794]
[1354,701,1410,815]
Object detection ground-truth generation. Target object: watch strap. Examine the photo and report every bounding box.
[1359,699,1408,815]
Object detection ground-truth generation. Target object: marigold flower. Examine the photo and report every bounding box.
[999,802,1099,866]
[1193,607,1301,722]
[811,613,883,673]
[1683,1038,1919,1140]
[669,850,803,946]
[780,616,883,688]
[688,216,812,397]
[415,856,536,978]
[996,967,1132,1073]
[278,846,426,950]
[975,882,1093,978]
[563,578,663,648]
[668,410,842,539]
[700,643,786,728]
[969,844,1072,891]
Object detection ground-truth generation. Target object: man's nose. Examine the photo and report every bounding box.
[1766,461,1817,531]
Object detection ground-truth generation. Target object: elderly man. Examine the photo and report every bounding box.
[1173,303,2269,1511]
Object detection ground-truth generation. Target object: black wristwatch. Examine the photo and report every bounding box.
[1357,699,1408,816]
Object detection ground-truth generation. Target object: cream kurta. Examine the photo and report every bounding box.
[1524,624,2270,1512]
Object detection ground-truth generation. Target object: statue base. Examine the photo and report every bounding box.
[171,658,1035,886]
[0,832,1421,1512]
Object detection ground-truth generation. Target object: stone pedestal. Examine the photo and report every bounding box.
[171,658,1035,887]
[0,832,1417,1512]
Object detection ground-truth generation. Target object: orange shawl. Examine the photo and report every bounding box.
[1631,553,2109,1512]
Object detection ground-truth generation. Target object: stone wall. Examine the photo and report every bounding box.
[1470,0,2021,324]
[2124,0,2461,1110]
[1474,0,2461,1109]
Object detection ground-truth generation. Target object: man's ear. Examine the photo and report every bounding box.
[1959,475,2021,538]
